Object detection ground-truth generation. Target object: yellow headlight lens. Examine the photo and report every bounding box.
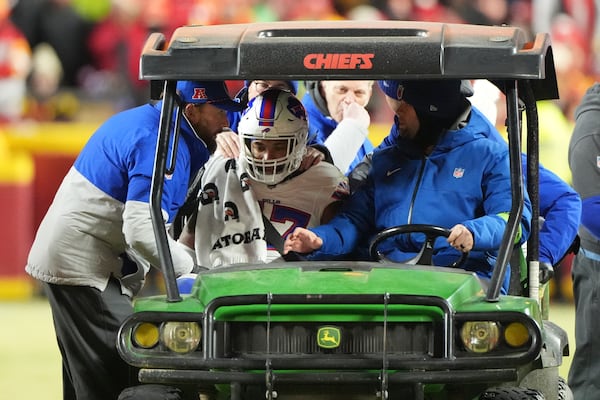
[460,321,500,353]
[132,322,160,349]
[504,322,530,348]
[161,322,201,354]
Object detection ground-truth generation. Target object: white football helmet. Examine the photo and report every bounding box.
[238,89,308,185]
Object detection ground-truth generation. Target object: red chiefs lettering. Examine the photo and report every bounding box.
[303,53,374,70]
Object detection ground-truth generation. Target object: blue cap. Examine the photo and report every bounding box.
[378,79,464,119]
[244,80,299,95]
[176,80,243,112]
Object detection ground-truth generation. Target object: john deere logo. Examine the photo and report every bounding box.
[317,326,341,349]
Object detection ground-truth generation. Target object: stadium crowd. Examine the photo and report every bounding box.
[1,0,597,126]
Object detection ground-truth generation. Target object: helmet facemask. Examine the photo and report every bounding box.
[238,89,308,185]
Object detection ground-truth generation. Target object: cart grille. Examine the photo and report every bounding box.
[225,322,434,357]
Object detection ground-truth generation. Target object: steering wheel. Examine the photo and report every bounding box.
[368,224,468,268]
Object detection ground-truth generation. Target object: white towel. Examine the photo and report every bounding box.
[194,154,267,268]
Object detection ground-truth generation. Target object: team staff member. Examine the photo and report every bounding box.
[25,80,241,400]
[303,80,374,175]
[567,82,600,400]
[353,82,581,278]
[284,79,532,293]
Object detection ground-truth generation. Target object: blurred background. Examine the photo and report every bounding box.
[0,0,589,398]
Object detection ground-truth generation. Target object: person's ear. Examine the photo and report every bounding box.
[182,103,198,120]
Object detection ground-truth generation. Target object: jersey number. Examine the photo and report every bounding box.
[266,203,311,239]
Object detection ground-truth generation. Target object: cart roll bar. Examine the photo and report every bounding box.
[149,80,182,302]
[523,81,541,301]
[486,81,524,302]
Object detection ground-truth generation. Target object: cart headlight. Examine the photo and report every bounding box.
[504,322,530,348]
[132,322,160,349]
[460,321,500,353]
[161,322,201,354]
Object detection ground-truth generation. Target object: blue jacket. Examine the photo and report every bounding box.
[302,91,374,173]
[26,101,206,294]
[478,109,580,266]
[74,102,210,223]
[379,106,580,265]
[532,162,581,264]
[309,107,532,290]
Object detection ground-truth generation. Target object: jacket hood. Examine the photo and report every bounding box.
[153,100,199,141]
[393,102,488,156]
[152,101,210,173]
[304,80,331,117]
[433,105,488,153]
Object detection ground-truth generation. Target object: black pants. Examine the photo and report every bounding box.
[44,278,139,400]
[568,251,600,400]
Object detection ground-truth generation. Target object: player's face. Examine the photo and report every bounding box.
[248,80,294,100]
[250,139,289,174]
[185,103,230,154]
[384,96,420,139]
[321,80,372,123]
[250,139,289,159]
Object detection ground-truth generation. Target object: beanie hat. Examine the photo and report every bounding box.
[378,79,465,120]
[176,80,243,112]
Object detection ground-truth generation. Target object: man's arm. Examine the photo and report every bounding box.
[123,200,195,277]
[177,211,197,250]
[538,162,582,264]
[463,147,532,250]
[122,132,195,277]
[348,152,373,193]
[569,83,600,240]
[323,102,370,174]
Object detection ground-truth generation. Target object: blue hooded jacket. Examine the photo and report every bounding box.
[378,106,580,265]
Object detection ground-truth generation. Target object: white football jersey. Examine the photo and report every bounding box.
[251,162,349,262]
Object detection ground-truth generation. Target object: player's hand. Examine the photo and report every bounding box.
[216,128,240,159]
[283,227,323,254]
[342,101,370,130]
[447,224,473,252]
[299,146,325,171]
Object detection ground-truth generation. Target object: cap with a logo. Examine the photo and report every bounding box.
[176,80,243,112]
[378,79,465,120]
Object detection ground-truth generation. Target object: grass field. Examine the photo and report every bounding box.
[0,297,576,400]
[1,298,62,400]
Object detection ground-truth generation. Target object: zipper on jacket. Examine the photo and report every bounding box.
[407,156,427,224]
